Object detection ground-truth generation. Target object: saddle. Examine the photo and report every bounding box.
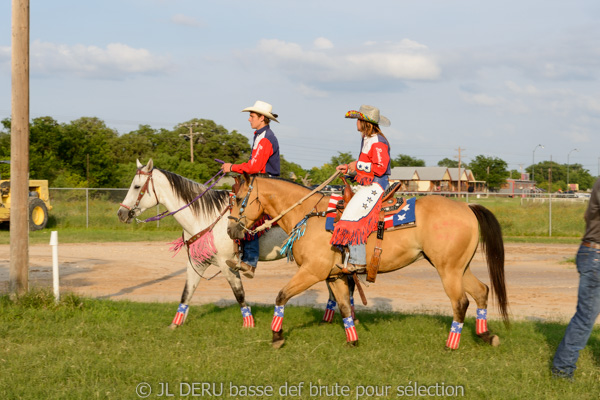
[334,178,403,283]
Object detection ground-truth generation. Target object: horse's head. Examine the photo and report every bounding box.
[227,173,266,239]
[117,159,158,223]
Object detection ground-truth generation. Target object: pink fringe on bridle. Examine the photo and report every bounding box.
[169,231,217,265]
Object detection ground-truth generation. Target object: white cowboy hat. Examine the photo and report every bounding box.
[345,104,390,127]
[241,100,279,123]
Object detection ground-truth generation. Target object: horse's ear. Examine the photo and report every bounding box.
[232,176,241,194]
[136,159,143,169]
[147,158,154,171]
[243,172,251,185]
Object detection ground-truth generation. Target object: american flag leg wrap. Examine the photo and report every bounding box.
[322,300,336,322]
[172,303,189,326]
[476,308,488,335]
[343,316,358,342]
[350,297,356,320]
[241,306,255,328]
[271,305,284,332]
[446,321,464,349]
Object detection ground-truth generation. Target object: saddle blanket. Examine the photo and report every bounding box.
[325,195,416,232]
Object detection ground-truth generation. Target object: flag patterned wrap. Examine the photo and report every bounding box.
[350,297,356,320]
[343,316,358,342]
[271,305,285,332]
[241,306,255,328]
[172,303,189,326]
[476,308,488,335]
[322,300,336,322]
[446,321,464,349]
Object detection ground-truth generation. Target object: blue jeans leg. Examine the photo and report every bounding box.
[348,244,366,265]
[241,236,260,268]
[552,245,600,375]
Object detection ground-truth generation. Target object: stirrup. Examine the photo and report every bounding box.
[336,263,366,274]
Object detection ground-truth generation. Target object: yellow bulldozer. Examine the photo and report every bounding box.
[0,179,52,231]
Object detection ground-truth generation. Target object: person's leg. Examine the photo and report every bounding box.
[347,244,366,272]
[240,235,260,278]
[552,246,600,378]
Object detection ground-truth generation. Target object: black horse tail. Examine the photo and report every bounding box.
[469,203,510,327]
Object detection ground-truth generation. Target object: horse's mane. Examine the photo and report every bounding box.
[156,168,230,217]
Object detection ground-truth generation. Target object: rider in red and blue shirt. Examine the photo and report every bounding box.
[222,101,280,279]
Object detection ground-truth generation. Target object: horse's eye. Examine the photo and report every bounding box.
[134,185,141,190]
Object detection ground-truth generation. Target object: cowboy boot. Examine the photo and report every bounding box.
[239,262,256,279]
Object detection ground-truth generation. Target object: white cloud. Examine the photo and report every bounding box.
[30,40,172,79]
[253,38,440,90]
[505,81,538,95]
[314,37,333,50]
[170,14,204,28]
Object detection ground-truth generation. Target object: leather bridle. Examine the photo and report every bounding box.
[119,168,158,220]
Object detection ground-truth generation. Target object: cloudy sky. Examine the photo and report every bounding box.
[1,0,599,174]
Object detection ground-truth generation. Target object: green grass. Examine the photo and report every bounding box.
[1,290,598,399]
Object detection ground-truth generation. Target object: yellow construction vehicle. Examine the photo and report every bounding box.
[0,179,52,231]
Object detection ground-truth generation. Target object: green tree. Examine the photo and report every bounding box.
[437,157,458,168]
[280,155,307,183]
[391,154,425,167]
[468,155,509,190]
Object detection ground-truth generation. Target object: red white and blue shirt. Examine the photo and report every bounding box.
[231,126,280,176]
[355,134,391,189]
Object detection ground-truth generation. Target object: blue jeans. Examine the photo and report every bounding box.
[241,235,260,268]
[348,244,366,265]
[552,245,600,376]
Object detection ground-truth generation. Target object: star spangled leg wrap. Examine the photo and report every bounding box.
[172,303,189,326]
[446,321,464,349]
[271,305,284,332]
[350,297,356,320]
[343,316,358,342]
[322,300,336,323]
[476,308,488,335]
[241,306,255,328]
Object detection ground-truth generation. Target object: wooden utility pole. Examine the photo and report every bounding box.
[178,123,202,163]
[455,147,465,196]
[10,0,30,295]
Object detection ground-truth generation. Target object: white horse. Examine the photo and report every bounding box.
[117,159,289,328]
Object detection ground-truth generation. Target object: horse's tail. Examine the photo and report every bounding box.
[469,203,510,327]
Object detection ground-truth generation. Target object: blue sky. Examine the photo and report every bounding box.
[1,0,599,174]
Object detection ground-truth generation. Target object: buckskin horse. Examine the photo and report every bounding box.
[117,159,289,329]
[227,174,509,349]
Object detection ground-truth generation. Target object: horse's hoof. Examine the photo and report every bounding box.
[346,340,359,347]
[319,320,333,325]
[354,319,360,325]
[272,329,285,349]
[490,335,500,347]
[168,323,178,330]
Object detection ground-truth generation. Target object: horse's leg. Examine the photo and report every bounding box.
[463,267,500,346]
[327,276,359,346]
[439,271,470,350]
[169,261,207,329]
[322,281,337,323]
[322,266,357,324]
[220,261,254,327]
[271,267,326,349]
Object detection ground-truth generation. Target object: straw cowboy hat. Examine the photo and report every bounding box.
[242,100,279,123]
[345,104,390,127]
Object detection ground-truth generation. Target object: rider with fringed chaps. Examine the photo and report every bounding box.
[331,105,391,274]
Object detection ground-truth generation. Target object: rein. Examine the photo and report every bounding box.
[232,170,341,236]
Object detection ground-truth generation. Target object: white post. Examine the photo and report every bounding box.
[50,231,60,302]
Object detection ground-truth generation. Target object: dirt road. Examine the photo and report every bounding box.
[0,242,581,322]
